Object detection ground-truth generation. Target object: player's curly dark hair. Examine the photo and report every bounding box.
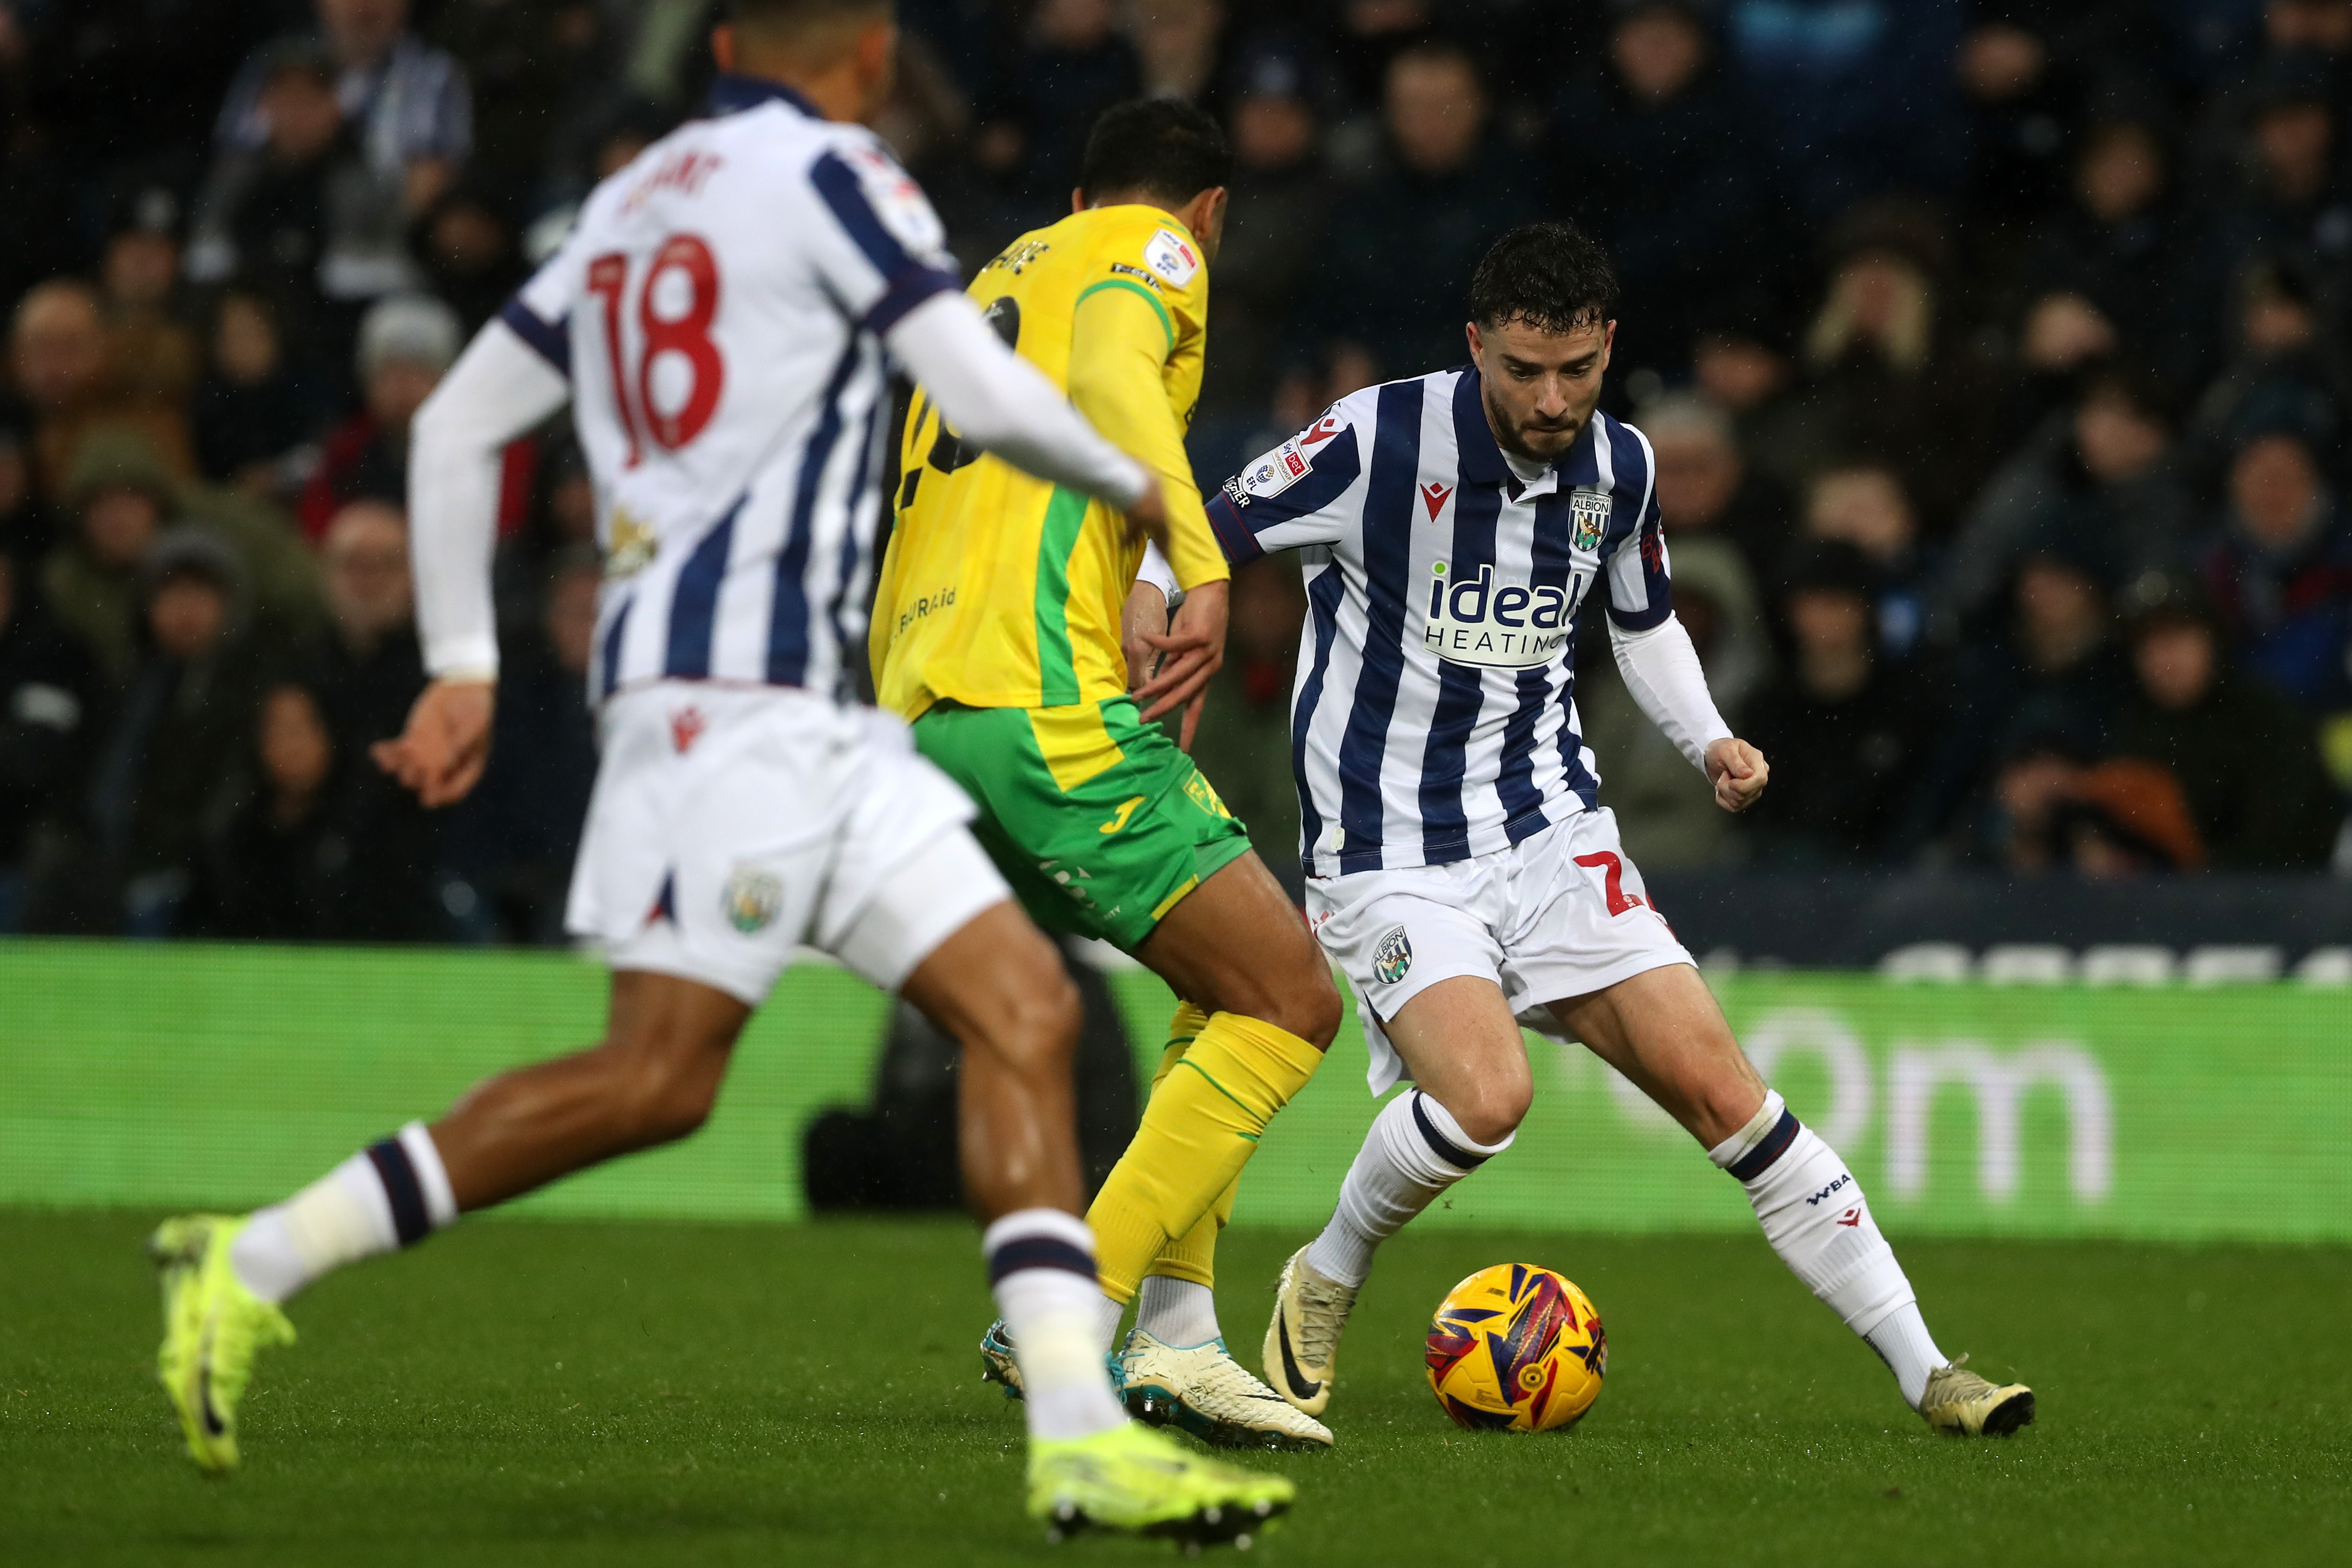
[1078,100,1233,206]
[1468,222,1618,334]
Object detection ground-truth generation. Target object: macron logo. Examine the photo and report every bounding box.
[1420,482,1453,519]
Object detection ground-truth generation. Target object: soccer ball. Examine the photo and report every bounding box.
[1424,1263,1606,1432]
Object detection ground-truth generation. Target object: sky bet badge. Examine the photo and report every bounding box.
[1374,925,1413,985]
[1569,486,1611,554]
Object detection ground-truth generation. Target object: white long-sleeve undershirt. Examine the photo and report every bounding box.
[408,320,570,680]
[1610,613,1734,774]
[408,292,1153,682]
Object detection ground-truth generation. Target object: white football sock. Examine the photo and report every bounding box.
[1713,1093,1939,1405]
[1303,1090,1514,1288]
[231,1122,457,1304]
[1093,1290,1127,1348]
[1863,1301,1948,1409]
[1136,1275,1221,1347]
[985,1209,1128,1442]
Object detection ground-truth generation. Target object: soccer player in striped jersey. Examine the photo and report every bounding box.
[1194,223,2032,1439]
[871,100,1343,1450]
[142,2,1291,1543]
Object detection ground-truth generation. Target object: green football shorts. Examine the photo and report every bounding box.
[910,695,1255,952]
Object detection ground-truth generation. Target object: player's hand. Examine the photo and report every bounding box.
[1705,737,1769,813]
[1124,476,1171,548]
[372,677,496,808]
[1136,578,1227,751]
[1122,579,1171,692]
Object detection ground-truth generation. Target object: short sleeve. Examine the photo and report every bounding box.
[1204,404,1366,563]
[1604,483,1673,632]
[805,140,963,335]
[497,231,585,375]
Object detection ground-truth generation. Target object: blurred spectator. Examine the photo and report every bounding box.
[192,288,335,499]
[1936,362,2195,638]
[1922,538,2137,855]
[0,546,98,932]
[1583,538,1773,869]
[1132,0,1230,103]
[446,545,602,942]
[1688,301,1813,495]
[307,497,447,940]
[427,0,609,200]
[1785,205,2010,530]
[41,428,324,686]
[412,180,526,332]
[1193,38,1338,461]
[1720,0,1967,219]
[2107,577,2337,863]
[0,412,45,564]
[2183,254,2352,488]
[1799,463,1932,657]
[975,0,1141,222]
[98,187,201,412]
[1316,41,1536,378]
[1992,746,2207,876]
[1740,540,1942,863]
[10,278,196,505]
[299,294,464,538]
[215,0,472,215]
[2016,96,2216,393]
[1552,1,1786,391]
[2208,52,2352,286]
[184,39,420,347]
[82,528,263,934]
[2193,424,2352,708]
[1181,556,1305,899]
[195,681,352,940]
[1641,393,1795,588]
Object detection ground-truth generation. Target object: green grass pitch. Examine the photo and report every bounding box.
[2,1211,2345,1566]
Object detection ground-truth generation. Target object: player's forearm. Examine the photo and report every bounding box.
[1066,295,1225,589]
[1610,615,1734,773]
[408,320,571,679]
[886,292,1148,510]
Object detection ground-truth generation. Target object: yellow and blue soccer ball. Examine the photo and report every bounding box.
[1424,1263,1606,1432]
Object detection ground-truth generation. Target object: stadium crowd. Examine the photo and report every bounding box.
[3,0,2351,943]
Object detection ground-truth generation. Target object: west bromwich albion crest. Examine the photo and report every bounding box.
[1567,487,1611,555]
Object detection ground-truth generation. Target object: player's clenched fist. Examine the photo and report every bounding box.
[373,678,496,808]
[1705,737,1769,814]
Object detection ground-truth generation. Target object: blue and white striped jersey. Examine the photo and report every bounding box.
[1207,368,1672,878]
[501,75,961,704]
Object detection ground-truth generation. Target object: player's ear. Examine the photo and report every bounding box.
[710,23,736,73]
[1071,187,1088,214]
[1466,320,1484,365]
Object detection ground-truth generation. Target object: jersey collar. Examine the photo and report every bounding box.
[709,72,822,120]
[1451,366,1574,500]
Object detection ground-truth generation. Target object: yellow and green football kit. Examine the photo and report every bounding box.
[872,204,1322,1308]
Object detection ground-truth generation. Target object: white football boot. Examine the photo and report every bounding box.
[1261,1247,1357,1418]
[1117,1329,1333,1450]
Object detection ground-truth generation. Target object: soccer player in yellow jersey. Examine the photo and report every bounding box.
[872,101,1343,1450]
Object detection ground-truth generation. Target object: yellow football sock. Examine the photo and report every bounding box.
[1087,1009,1322,1304]
[1136,1003,1232,1290]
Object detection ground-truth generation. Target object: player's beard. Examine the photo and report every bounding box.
[1484,388,1586,466]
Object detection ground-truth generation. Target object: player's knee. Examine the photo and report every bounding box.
[984,942,1083,1078]
[602,1030,726,1147]
[1248,962,1342,1051]
[1448,1076,1531,1147]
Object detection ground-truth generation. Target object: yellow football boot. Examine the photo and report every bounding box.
[148,1214,295,1472]
[1921,1355,2035,1436]
[1027,1421,1295,1547]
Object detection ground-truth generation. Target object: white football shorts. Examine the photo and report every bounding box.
[1306,806,1694,1093]
[566,681,1010,1004]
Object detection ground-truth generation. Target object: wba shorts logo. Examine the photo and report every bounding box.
[1373,924,1413,985]
[1421,560,1590,669]
[722,867,783,934]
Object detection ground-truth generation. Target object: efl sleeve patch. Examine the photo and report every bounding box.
[1143,226,1203,288]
